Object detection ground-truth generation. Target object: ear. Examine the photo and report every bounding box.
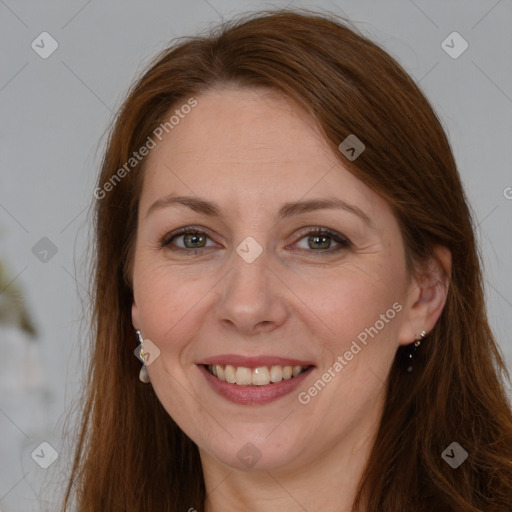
[132,297,141,331]
[397,245,452,345]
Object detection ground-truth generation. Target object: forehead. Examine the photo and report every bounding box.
[148,87,328,168]
[139,87,386,223]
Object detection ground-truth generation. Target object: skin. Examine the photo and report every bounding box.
[131,86,451,511]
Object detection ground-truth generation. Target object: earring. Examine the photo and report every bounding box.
[406,330,427,373]
[136,330,150,383]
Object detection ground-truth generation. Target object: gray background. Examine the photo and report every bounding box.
[1,0,511,509]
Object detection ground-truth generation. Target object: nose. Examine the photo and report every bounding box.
[214,242,289,336]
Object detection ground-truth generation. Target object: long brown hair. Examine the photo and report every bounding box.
[63,9,512,511]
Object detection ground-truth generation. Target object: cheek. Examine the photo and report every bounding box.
[134,255,208,313]
[292,264,405,417]
[293,258,405,343]
[132,259,218,356]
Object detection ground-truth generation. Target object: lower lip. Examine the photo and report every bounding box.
[197,364,314,405]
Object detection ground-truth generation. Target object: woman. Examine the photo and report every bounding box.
[64,9,512,512]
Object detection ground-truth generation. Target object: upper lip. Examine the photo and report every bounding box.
[197,354,315,368]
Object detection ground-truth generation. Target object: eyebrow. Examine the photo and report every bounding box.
[145,194,373,227]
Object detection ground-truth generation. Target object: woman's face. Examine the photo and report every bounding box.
[131,87,420,473]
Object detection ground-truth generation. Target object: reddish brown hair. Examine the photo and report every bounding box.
[63,9,512,511]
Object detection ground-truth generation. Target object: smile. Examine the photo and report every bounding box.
[197,359,315,405]
[206,364,310,386]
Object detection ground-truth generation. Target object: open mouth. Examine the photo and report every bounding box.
[204,364,311,386]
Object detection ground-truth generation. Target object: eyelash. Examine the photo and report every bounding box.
[159,226,352,255]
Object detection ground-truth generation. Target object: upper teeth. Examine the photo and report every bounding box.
[208,364,307,386]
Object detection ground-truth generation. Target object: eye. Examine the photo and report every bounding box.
[159,226,351,255]
[160,227,217,252]
[291,227,352,253]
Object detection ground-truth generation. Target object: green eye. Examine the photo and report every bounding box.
[161,229,214,251]
[181,232,207,249]
[293,228,351,252]
[160,226,351,254]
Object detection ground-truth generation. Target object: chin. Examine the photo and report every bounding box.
[199,429,309,472]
